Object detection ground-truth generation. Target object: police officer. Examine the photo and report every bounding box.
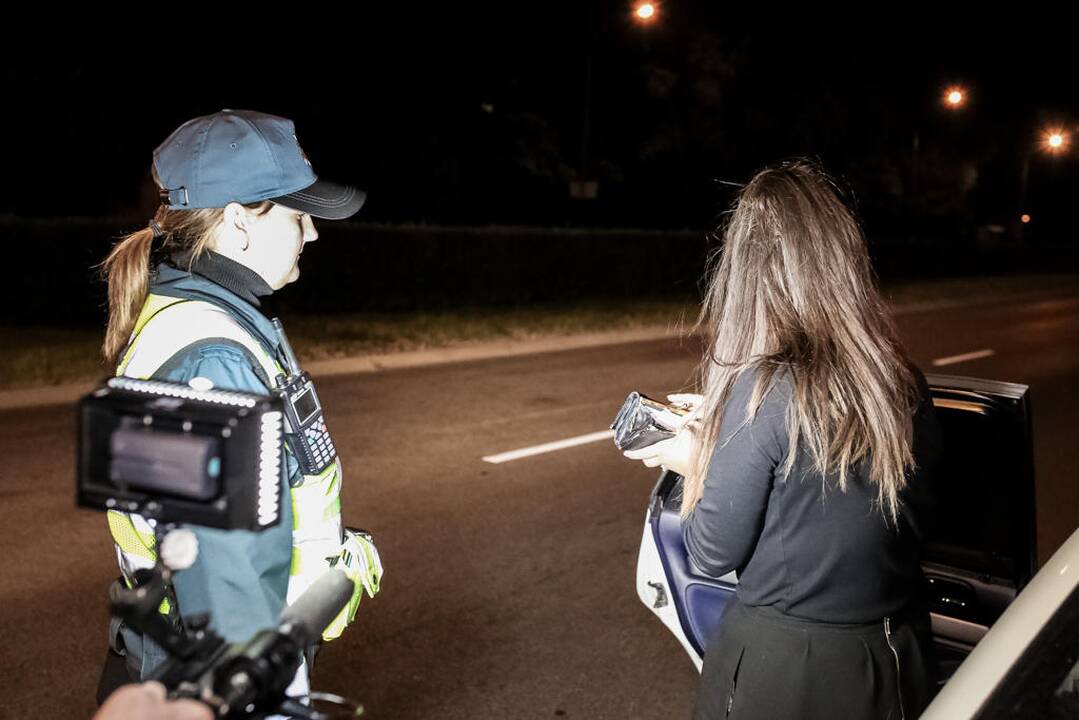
[97,110,382,702]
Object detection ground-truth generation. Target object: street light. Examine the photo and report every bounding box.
[1044,129,1068,153]
[944,86,967,110]
[572,4,659,202]
[1019,126,1071,239]
[634,2,657,22]
[912,83,970,200]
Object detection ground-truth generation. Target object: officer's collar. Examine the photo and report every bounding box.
[169,250,274,307]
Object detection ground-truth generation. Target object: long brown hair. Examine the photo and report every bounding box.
[682,160,919,523]
[100,189,272,366]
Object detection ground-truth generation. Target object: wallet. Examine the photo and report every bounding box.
[611,391,690,451]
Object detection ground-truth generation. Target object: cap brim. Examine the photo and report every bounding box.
[272,178,366,220]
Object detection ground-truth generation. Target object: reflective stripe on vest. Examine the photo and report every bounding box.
[106,510,172,614]
[286,458,344,606]
[117,296,281,382]
[108,293,344,614]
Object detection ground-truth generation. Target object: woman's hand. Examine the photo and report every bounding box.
[650,393,704,432]
[623,421,700,478]
[667,393,703,412]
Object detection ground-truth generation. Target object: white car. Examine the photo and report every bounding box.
[635,373,1079,717]
[922,525,1079,717]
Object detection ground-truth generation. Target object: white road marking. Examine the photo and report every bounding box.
[932,349,995,367]
[483,430,615,464]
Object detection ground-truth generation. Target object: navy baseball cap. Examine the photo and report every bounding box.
[153,109,365,220]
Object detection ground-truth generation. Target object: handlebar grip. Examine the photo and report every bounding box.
[278,569,353,643]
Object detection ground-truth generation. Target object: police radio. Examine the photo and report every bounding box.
[272,318,336,475]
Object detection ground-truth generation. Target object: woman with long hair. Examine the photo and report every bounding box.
[625,160,941,719]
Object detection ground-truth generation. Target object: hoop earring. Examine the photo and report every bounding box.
[241,236,250,252]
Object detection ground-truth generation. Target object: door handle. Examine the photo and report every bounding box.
[647,581,668,609]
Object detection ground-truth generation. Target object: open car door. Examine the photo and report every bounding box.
[635,373,1036,683]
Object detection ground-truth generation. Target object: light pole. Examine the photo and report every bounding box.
[911,84,968,211]
[1018,127,1069,241]
[571,3,660,201]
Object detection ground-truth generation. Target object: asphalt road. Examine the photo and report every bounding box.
[1,290,1077,719]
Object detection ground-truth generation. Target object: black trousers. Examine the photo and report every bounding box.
[694,601,934,720]
[96,646,136,706]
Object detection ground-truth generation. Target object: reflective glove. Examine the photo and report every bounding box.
[321,528,383,642]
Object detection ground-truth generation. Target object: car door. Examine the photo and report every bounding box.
[920,374,1036,681]
[635,373,1036,681]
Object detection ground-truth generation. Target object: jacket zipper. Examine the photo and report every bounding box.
[884,617,905,720]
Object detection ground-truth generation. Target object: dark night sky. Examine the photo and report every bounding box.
[3,9,1077,235]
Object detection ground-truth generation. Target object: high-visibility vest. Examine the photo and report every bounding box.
[108,293,346,633]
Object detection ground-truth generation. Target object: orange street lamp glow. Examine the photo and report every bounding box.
[635,3,657,21]
[1045,131,1067,152]
[944,87,966,109]
[1021,214,1031,224]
